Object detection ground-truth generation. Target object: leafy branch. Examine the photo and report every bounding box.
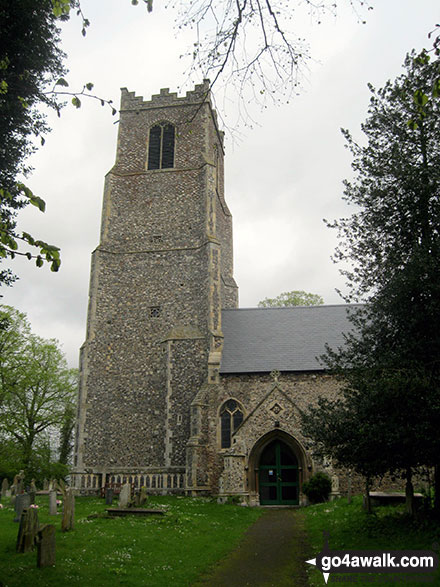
[0,185,61,272]
[45,79,117,118]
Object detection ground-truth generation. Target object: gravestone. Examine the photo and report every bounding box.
[119,483,131,508]
[16,507,39,553]
[37,525,56,568]
[12,470,25,496]
[1,478,9,498]
[29,491,36,505]
[30,479,37,493]
[14,493,31,522]
[139,487,148,506]
[49,491,57,515]
[105,488,113,506]
[43,479,49,491]
[61,488,75,532]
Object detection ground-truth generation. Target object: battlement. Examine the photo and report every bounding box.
[120,80,212,111]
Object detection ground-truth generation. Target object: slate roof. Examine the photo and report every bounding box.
[220,304,361,374]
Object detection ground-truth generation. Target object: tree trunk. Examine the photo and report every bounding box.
[405,467,415,517]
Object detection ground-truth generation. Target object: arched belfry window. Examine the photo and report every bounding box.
[147,123,175,170]
[220,399,244,449]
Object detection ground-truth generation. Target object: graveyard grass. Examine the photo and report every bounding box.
[0,494,263,586]
[303,495,440,587]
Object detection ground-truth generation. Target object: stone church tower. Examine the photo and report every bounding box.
[72,81,238,493]
[73,81,375,505]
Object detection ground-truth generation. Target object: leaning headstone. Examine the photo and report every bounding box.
[30,479,37,493]
[61,488,75,532]
[37,524,56,568]
[16,507,39,553]
[49,491,57,515]
[105,488,114,506]
[1,478,9,498]
[43,479,49,491]
[119,483,131,508]
[14,493,31,522]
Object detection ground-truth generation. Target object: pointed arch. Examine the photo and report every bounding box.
[248,430,310,504]
[218,398,244,449]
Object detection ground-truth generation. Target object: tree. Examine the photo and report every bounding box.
[58,401,76,466]
[301,51,440,515]
[0,305,77,481]
[140,0,370,126]
[0,0,116,286]
[258,290,324,307]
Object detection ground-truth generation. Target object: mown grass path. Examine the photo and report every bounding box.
[193,508,311,586]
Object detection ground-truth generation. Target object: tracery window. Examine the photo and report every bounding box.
[147,123,175,170]
[220,399,244,449]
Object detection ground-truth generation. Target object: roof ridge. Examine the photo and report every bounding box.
[222,304,362,312]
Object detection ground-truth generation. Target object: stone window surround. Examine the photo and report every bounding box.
[146,120,176,170]
[218,397,245,449]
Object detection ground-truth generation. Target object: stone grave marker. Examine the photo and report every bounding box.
[16,507,39,553]
[1,478,9,499]
[30,479,37,493]
[49,490,57,515]
[37,525,56,568]
[119,483,131,508]
[61,488,75,532]
[43,479,49,491]
[139,487,148,506]
[14,493,31,522]
[105,488,114,505]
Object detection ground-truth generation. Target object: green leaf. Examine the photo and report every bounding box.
[0,57,10,70]
[29,194,46,213]
[56,78,69,87]
[0,80,8,94]
[22,232,36,246]
[86,82,94,91]
[50,259,61,272]
[36,256,44,268]
[413,89,429,107]
[52,0,71,18]
[72,96,81,109]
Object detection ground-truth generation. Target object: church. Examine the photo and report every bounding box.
[72,81,358,505]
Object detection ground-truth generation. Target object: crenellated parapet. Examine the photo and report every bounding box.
[120,79,212,111]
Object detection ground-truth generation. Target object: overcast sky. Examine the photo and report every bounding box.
[2,0,439,366]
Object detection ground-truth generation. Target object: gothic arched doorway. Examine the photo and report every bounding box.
[258,439,299,505]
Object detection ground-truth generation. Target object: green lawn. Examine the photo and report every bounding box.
[303,495,440,587]
[0,494,263,586]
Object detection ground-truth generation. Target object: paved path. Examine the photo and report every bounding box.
[193,508,311,586]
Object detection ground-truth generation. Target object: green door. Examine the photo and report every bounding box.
[259,440,299,505]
